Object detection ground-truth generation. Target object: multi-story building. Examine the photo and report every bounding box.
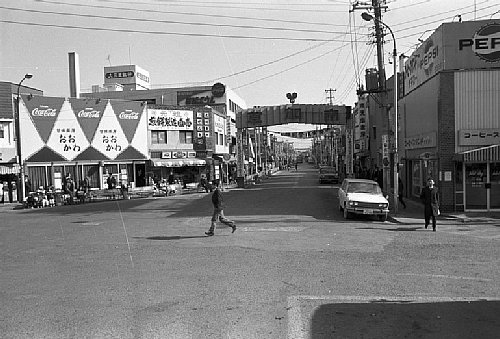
[396,19,500,211]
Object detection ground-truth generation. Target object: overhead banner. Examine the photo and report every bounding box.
[19,95,148,162]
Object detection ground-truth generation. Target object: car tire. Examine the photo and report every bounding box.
[343,206,350,219]
[378,213,388,222]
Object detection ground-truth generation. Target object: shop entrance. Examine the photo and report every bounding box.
[464,162,500,210]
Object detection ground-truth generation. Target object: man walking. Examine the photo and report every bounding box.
[205,179,236,236]
[420,178,439,231]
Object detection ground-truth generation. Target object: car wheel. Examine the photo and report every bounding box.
[343,206,350,219]
[378,213,388,222]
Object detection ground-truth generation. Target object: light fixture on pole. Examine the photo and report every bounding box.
[362,12,399,214]
[16,73,33,203]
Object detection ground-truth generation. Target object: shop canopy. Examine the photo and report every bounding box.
[0,164,20,175]
[153,159,206,167]
[454,144,500,163]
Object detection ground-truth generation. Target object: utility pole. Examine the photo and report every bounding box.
[325,88,336,105]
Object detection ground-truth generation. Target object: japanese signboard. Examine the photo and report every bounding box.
[147,109,193,131]
[19,95,148,162]
[459,129,500,146]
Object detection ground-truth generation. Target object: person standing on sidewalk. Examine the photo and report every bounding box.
[398,177,406,209]
[205,179,236,236]
[420,178,439,231]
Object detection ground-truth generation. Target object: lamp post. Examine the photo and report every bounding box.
[362,12,399,213]
[16,73,33,203]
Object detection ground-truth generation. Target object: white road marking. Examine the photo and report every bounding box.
[240,227,306,232]
[395,273,492,282]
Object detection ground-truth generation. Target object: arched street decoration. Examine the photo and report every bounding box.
[235,104,351,185]
[236,104,350,129]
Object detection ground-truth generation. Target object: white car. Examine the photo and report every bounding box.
[338,178,389,221]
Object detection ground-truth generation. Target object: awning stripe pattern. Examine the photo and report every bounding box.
[153,159,206,167]
[0,164,20,174]
[457,144,500,162]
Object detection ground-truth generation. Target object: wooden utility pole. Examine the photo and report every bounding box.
[325,88,336,105]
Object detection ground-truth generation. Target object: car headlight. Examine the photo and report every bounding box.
[379,203,388,208]
[348,201,358,206]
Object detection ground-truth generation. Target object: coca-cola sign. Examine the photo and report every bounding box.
[118,110,139,120]
[32,106,57,117]
[77,108,101,118]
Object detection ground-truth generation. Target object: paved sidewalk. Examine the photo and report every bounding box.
[389,197,500,225]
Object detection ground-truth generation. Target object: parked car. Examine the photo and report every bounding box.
[319,166,339,184]
[338,178,389,221]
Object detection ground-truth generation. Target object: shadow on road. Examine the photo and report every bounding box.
[356,226,422,232]
[134,235,211,241]
[310,300,500,338]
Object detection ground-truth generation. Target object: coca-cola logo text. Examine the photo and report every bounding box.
[119,111,139,120]
[32,107,57,117]
[77,109,101,118]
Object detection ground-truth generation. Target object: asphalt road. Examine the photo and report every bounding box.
[1,164,499,338]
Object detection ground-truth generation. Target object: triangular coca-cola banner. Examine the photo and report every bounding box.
[69,98,107,142]
[22,95,64,143]
[109,101,144,143]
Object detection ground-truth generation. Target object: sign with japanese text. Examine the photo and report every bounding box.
[147,109,194,131]
[19,96,148,162]
[459,129,500,146]
[404,132,437,150]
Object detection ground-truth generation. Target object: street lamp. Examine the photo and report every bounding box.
[16,73,33,203]
[362,12,399,214]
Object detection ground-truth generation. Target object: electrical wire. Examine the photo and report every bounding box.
[0,5,349,36]
[0,19,354,42]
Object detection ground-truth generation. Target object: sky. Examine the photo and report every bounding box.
[1,0,498,126]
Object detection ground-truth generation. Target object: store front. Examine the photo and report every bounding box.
[455,145,500,211]
[19,95,148,193]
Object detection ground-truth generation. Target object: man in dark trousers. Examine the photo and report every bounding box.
[205,179,236,236]
[420,178,440,231]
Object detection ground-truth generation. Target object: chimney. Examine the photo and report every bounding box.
[68,52,80,98]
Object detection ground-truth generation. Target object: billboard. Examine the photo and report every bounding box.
[147,109,194,130]
[104,65,150,90]
[403,20,500,94]
[19,96,148,162]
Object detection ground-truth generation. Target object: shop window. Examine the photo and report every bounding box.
[179,131,193,144]
[0,124,4,139]
[151,131,167,144]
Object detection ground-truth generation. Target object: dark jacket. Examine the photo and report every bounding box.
[420,186,439,216]
[211,187,224,209]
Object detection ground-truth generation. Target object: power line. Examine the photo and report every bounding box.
[233,43,351,90]
[0,19,357,42]
[0,5,349,35]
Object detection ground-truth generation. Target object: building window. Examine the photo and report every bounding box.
[219,133,224,146]
[179,131,193,144]
[151,131,167,144]
[0,125,4,139]
[150,151,162,158]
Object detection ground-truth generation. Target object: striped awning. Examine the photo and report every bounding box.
[0,163,20,174]
[153,158,206,167]
[454,144,500,162]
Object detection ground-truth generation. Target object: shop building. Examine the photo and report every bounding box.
[0,81,43,202]
[18,95,149,192]
[398,20,500,211]
[147,105,231,185]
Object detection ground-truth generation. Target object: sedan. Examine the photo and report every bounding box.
[338,178,389,221]
[319,166,339,184]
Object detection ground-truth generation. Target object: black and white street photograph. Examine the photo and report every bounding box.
[1,0,499,338]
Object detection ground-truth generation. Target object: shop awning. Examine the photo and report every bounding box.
[454,144,500,162]
[153,159,206,167]
[0,164,20,174]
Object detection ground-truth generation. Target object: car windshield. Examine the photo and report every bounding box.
[347,182,381,194]
[320,167,336,174]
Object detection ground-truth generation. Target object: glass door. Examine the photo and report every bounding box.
[490,163,500,209]
[465,164,487,209]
